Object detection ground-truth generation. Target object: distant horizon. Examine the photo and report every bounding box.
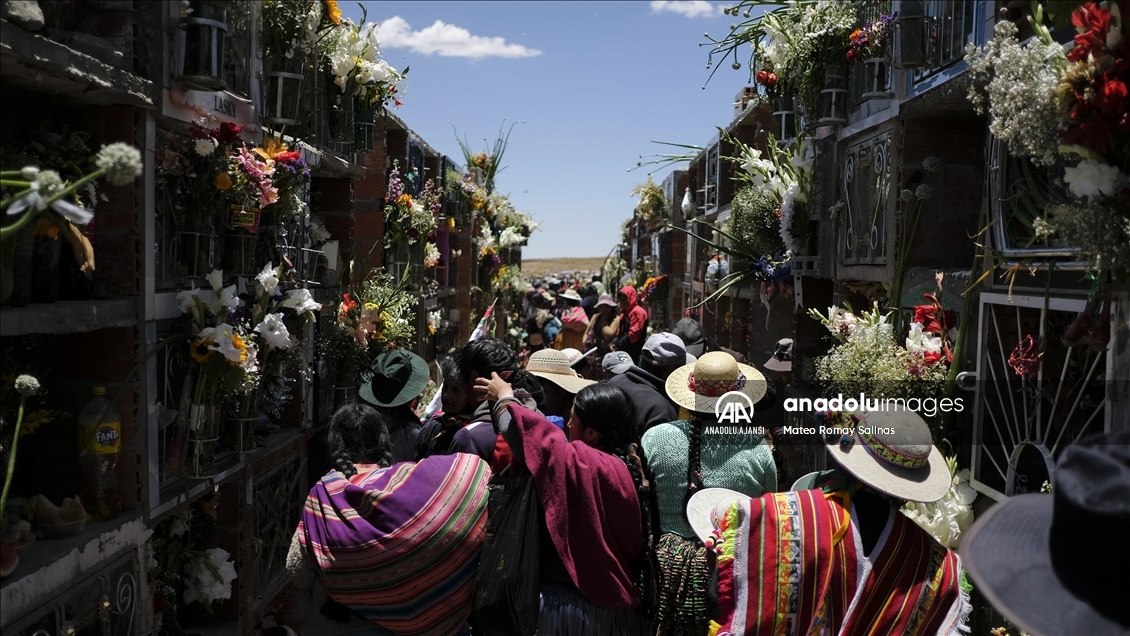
[346,1,753,259]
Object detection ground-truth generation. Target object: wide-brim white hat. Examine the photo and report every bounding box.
[665,351,767,415]
[686,487,747,544]
[824,410,951,503]
[526,349,595,394]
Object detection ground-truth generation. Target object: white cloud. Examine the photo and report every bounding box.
[378,17,542,59]
[649,1,721,18]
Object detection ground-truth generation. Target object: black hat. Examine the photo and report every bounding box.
[672,317,706,357]
[961,432,1130,635]
[359,349,431,408]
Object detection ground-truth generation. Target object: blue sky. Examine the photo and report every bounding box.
[345,1,754,259]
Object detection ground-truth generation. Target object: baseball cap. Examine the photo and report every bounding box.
[640,332,689,369]
[672,317,706,357]
[602,351,634,375]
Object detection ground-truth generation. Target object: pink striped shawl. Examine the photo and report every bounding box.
[298,453,491,636]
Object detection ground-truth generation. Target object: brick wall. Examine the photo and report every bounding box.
[354,117,389,273]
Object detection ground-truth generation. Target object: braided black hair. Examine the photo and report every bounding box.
[574,384,660,619]
[683,414,708,505]
[325,403,392,478]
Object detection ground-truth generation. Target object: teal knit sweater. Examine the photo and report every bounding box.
[641,420,777,538]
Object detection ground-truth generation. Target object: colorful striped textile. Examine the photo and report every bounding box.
[298,454,491,636]
[709,490,967,636]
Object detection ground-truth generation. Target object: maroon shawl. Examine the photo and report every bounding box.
[504,403,643,609]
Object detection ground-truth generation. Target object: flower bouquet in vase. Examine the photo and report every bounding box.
[316,270,416,407]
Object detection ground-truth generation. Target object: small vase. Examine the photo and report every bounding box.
[187,404,221,440]
[861,58,892,99]
[226,389,260,453]
[264,56,306,125]
[819,67,849,125]
[184,438,217,479]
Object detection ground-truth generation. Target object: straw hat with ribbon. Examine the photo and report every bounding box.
[526,349,595,394]
[664,351,767,414]
[822,410,950,503]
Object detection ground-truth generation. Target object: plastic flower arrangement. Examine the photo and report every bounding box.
[808,302,948,401]
[705,1,856,117]
[176,266,318,414]
[423,241,441,268]
[846,12,897,65]
[320,13,405,108]
[902,455,978,550]
[966,2,1130,274]
[317,270,417,388]
[260,0,338,64]
[383,161,437,247]
[631,177,667,230]
[639,274,669,302]
[427,309,442,335]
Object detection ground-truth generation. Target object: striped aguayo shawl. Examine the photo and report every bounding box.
[709,490,968,636]
[297,453,491,636]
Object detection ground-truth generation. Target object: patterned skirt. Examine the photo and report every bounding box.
[538,582,647,636]
[653,532,712,636]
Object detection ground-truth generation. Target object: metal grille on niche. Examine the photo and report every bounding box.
[841,131,891,265]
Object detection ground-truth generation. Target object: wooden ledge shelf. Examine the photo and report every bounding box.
[0,298,138,337]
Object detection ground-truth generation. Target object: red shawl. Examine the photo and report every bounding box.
[504,403,643,609]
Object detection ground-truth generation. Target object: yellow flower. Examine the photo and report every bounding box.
[471,193,485,210]
[215,171,232,191]
[230,334,248,365]
[190,338,214,362]
[253,136,290,162]
[397,193,413,207]
[324,0,342,25]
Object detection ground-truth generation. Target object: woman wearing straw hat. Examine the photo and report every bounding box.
[525,349,595,419]
[685,409,969,636]
[640,351,776,636]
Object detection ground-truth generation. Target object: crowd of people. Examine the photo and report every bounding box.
[286,272,1129,636]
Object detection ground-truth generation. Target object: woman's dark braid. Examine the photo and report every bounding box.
[334,449,357,479]
[614,442,660,620]
[684,416,706,502]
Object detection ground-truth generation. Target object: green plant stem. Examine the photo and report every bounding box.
[0,168,106,239]
[0,180,30,188]
[0,398,27,519]
[941,206,987,432]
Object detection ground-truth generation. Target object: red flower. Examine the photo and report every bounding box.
[847,49,857,65]
[1068,3,1112,61]
[767,72,777,86]
[923,351,943,366]
[1007,334,1042,378]
[1096,76,1128,116]
[275,150,301,163]
[913,294,956,335]
[756,70,769,84]
[212,122,242,143]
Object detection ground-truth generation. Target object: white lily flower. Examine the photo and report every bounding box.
[206,323,243,363]
[177,286,205,316]
[281,287,321,313]
[906,322,943,354]
[255,313,292,349]
[1063,159,1123,198]
[206,269,224,292]
[219,284,241,309]
[256,262,280,296]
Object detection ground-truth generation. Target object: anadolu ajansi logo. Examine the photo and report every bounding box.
[715,391,755,424]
